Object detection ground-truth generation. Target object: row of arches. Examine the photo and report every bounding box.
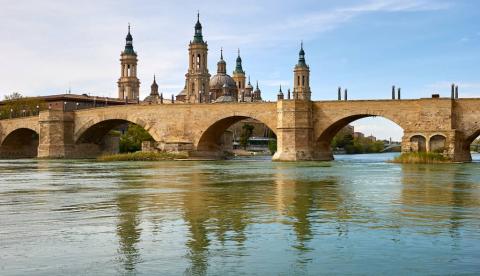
[0,114,478,160]
[410,134,447,153]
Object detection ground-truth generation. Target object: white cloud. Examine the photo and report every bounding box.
[0,0,454,101]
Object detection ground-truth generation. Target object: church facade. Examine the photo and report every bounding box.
[175,14,263,103]
[117,14,310,104]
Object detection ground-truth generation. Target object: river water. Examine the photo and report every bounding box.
[1,153,479,275]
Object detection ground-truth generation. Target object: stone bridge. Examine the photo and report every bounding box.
[1,98,480,162]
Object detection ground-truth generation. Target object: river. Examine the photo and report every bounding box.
[1,153,479,275]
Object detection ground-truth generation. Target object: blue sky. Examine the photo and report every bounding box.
[1,0,479,140]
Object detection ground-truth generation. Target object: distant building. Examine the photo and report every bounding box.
[353,132,364,139]
[366,135,377,142]
[337,125,354,138]
[0,94,133,113]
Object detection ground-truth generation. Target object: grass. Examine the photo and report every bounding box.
[97,151,188,162]
[390,152,451,164]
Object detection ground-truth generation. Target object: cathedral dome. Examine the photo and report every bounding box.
[209,74,237,90]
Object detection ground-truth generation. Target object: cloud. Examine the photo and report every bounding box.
[339,0,451,13]
[280,0,451,35]
[0,0,455,101]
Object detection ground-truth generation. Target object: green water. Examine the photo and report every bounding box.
[1,153,479,275]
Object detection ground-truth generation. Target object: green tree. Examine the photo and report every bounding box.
[268,139,277,155]
[4,92,22,100]
[1,92,46,119]
[119,124,154,153]
[239,124,254,150]
[332,133,354,150]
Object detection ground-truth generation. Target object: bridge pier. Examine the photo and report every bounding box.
[402,130,472,162]
[312,141,334,161]
[37,110,75,158]
[448,131,472,162]
[272,100,317,161]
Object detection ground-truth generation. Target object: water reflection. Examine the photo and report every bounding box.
[2,156,479,275]
[115,174,144,273]
[181,167,211,275]
[399,163,480,246]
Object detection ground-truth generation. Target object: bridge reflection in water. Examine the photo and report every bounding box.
[0,156,479,274]
[29,157,472,275]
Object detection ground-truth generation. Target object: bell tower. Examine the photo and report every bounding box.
[232,49,246,90]
[185,12,210,103]
[293,42,311,101]
[118,24,140,100]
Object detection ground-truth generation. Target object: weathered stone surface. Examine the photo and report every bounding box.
[1,98,480,162]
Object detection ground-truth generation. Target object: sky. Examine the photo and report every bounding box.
[1,0,479,140]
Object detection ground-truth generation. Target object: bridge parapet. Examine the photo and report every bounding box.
[0,98,479,162]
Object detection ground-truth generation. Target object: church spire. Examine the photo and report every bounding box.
[217,48,226,74]
[234,48,244,74]
[193,11,204,43]
[297,41,307,68]
[150,75,159,96]
[124,23,135,55]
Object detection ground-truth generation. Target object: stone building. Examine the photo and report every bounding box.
[0,94,133,116]
[117,25,140,101]
[176,14,263,103]
[293,42,311,101]
[109,15,314,106]
[143,75,163,104]
[366,135,377,142]
[209,49,238,102]
[353,132,365,139]
[232,49,246,93]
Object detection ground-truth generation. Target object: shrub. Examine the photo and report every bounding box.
[97,151,187,162]
[390,152,450,164]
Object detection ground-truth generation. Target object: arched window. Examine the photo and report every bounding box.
[410,135,427,152]
[429,135,446,153]
[297,76,300,86]
[197,54,200,69]
[302,76,305,86]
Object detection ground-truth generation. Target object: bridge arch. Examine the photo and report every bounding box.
[74,118,157,158]
[0,127,39,158]
[429,134,446,153]
[410,134,427,152]
[463,130,480,158]
[315,114,404,160]
[75,117,159,144]
[195,114,277,158]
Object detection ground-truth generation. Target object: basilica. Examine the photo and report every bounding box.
[117,13,310,104]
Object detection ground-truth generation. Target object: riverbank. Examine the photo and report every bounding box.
[97,151,188,162]
[390,152,450,164]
